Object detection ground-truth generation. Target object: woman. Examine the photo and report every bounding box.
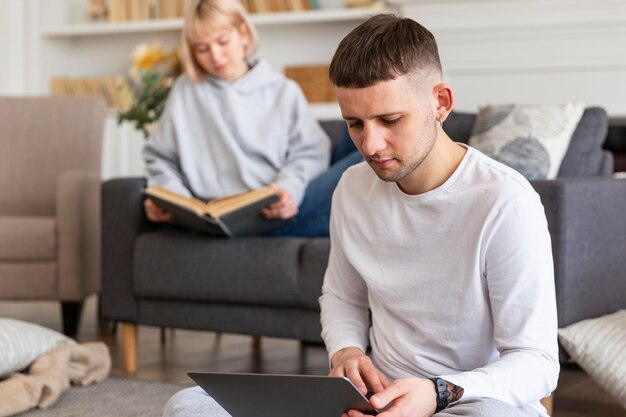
[143,0,361,236]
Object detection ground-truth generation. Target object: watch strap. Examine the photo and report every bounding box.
[429,377,449,412]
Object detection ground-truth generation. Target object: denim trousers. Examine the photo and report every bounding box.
[269,128,362,237]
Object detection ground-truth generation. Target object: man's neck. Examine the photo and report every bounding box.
[397,133,467,195]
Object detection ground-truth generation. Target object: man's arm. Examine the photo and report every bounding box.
[441,193,559,405]
[319,186,371,360]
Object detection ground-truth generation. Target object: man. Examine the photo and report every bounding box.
[162,14,558,417]
[320,14,558,417]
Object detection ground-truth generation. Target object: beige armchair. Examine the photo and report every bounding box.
[0,97,107,335]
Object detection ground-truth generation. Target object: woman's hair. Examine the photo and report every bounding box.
[329,14,441,89]
[181,0,259,82]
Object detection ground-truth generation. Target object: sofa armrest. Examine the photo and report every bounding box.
[101,177,152,322]
[532,178,626,328]
[57,169,101,300]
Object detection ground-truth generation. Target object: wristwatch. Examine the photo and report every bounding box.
[429,377,449,412]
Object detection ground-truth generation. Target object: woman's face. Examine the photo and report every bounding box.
[190,22,250,82]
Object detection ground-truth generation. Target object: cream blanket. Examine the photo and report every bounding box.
[0,342,111,416]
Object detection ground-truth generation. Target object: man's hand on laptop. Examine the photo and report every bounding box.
[346,377,437,417]
[330,347,389,397]
[331,348,437,417]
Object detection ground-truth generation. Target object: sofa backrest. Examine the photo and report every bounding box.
[557,107,610,177]
[443,107,612,178]
[320,107,611,178]
[0,97,107,215]
[319,120,345,150]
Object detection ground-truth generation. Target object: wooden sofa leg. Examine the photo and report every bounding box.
[541,394,554,416]
[121,323,138,375]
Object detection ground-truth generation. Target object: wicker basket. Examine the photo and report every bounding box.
[284,65,336,103]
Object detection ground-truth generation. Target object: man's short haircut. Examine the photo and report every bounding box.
[329,14,442,88]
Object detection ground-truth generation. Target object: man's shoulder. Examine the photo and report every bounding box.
[465,147,537,198]
[338,161,373,186]
[333,162,376,200]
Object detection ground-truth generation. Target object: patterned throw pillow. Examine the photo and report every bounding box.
[559,310,626,409]
[467,102,585,180]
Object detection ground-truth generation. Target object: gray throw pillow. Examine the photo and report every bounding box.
[468,102,585,180]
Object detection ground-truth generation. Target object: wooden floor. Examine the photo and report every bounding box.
[1,296,624,417]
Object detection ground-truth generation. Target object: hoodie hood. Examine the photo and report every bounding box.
[204,58,283,93]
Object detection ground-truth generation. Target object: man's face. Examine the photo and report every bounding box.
[336,75,438,189]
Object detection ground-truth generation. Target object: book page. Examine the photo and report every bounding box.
[206,186,276,218]
[145,186,209,217]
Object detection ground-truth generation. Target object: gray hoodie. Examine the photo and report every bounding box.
[143,58,331,205]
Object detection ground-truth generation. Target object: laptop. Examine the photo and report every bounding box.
[188,372,383,416]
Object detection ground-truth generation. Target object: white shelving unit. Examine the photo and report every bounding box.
[32,0,390,177]
[41,7,391,37]
[35,3,392,111]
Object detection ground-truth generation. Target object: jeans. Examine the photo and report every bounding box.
[269,128,363,237]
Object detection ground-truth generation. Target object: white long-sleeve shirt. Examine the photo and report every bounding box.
[143,58,330,205]
[320,146,559,416]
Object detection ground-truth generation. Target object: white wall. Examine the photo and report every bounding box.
[0,0,26,94]
[397,0,626,116]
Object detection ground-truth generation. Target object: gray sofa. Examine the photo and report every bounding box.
[101,108,626,373]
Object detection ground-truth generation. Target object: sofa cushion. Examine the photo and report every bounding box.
[443,111,476,145]
[298,238,331,310]
[557,107,609,177]
[468,102,585,180]
[445,107,608,178]
[319,120,346,152]
[133,229,311,307]
[0,216,56,261]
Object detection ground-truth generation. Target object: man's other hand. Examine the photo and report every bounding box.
[330,347,389,397]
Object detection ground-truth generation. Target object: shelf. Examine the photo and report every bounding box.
[41,7,392,37]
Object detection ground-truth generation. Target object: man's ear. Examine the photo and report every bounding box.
[433,83,454,124]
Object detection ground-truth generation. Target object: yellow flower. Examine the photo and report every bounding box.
[130,42,168,71]
[120,41,183,137]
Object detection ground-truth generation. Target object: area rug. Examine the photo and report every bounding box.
[15,376,191,417]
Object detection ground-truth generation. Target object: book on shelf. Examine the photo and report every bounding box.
[157,0,189,18]
[144,185,289,237]
[244,0,312,13]
[105,0,172,21]
[50,76,134,110]
[108,0,128,21]
[128,0,153,21]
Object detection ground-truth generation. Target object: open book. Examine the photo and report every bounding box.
[143,186,288,237]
